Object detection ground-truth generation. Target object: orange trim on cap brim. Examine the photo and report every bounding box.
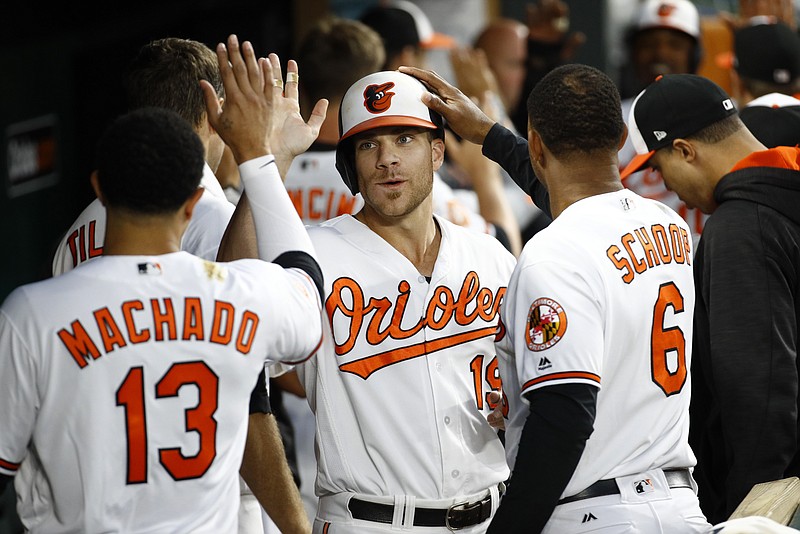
[421,32,457,50]
[340,116,438,140]
[620,150,655,179]
[715,50,734,70]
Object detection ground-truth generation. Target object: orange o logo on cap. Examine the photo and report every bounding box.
[363,82,396,114]
[657,3,676,17]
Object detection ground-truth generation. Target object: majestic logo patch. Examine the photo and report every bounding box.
[363,82,395,114]
[525,298,567,351]
[657,3,676,17]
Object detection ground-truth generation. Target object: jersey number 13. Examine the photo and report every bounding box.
[116,361,219,484]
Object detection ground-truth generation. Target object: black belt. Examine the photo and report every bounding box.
[558,468,693,505]
[348,491,494,530]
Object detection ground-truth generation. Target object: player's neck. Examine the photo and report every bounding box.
[547,162,623,219]
[356,201,440,276]
[102,212,185,256]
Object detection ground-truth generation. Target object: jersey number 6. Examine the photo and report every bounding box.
[651,282,687,396]
[116,361,219,484]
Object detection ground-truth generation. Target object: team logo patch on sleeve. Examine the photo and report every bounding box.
[525,297,567,351]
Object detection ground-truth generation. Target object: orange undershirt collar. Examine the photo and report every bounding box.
[729,146,800,173]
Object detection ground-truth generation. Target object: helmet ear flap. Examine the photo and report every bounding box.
[335,139,359,195]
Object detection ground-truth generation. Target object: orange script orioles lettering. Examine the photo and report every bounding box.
[58,297,260,369]
[326,271,505,379]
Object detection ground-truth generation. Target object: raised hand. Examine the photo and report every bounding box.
[266,53,329,179]
[200,34,277,164]
[526,0,586,60]
[399,65,496,145]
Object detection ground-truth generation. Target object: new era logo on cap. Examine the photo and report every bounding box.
[621,74,738,178]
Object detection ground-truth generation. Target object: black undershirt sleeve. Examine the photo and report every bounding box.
[0,474,11,494]
[272,250,324,302]
[248,368,272,415]
[481,123,551,218]
[487,382,598,534]
[492,224,512,254]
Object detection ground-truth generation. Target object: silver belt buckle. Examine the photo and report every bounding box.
[445,497,490,531]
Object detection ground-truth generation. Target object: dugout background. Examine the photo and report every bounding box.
[0,0,736,531]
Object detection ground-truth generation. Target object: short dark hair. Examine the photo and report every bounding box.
[297,17,385,105]
[527,64,625,157]
[124,38,222,129]
[686,113,743,144]
[95,108,205,214]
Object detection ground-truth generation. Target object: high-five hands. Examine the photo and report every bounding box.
[201,35,276,164]
[201,34,328,172]
[265,53,328,178]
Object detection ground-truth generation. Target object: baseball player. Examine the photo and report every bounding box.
[283,16,518,257]
[0,36,323,533]
[400,65,710,533]
[48,38,323,534]
[303,71,514,533]
[221,69,515,533]
[52,38,234,275]
[618,0,709,244]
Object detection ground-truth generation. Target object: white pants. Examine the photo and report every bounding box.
[312,486,502,534]
[543,470,710,534]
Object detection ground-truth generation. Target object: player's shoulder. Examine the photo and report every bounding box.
[307,215,355,240]
[67,198,105,230]
[438,215,515,265]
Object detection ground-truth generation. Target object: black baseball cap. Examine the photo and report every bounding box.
[621,74,737,178]
[735,22,800,85]
[740,92,800,148]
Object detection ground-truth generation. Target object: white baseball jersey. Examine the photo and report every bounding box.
[620,97,708,245]
[497,189,696,498]
[285,147,364,224]
[0,252,321,533]
[52,163,234,274]
[298,214,513,501]
[284,146,491,235]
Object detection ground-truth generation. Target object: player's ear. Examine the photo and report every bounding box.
[205,98,224,135]
[618,124,628,151]
[89,171,107,206]
[182,187,205,221]
[673,138,696,163]
[430,135,445,171]
[527,127,544,169]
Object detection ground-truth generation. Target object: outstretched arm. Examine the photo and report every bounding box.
[241,412,311,534]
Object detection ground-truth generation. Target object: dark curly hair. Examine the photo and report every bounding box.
[527,64,625,157]
[95,108,205,214]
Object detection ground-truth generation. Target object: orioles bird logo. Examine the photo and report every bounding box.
[363,82,395,114]
[657,3,676,17]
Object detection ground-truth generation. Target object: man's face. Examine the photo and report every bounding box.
[632,28,695,85]
[484,34,528,112]
[649,147,716,213]
[353,125,444,219]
